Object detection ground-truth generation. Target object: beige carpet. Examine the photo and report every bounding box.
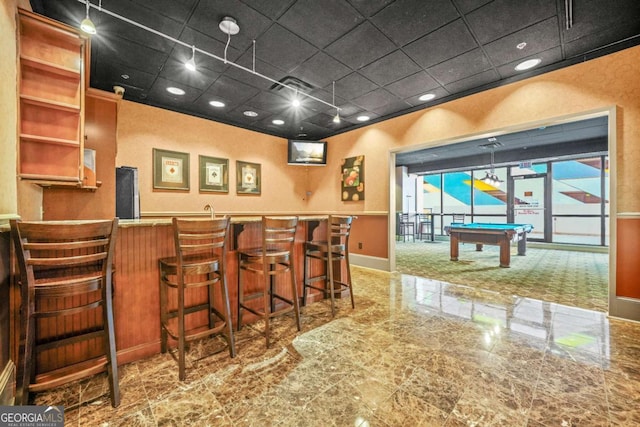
[394,239,609,312]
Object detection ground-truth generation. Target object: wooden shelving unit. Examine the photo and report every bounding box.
[17,9,89,185]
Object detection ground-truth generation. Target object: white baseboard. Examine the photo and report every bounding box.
[350,253,389,272]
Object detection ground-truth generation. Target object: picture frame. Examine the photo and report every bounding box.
[341,155,365,201]
[199,155,229,193]
[236,160,261,195]
[153,148,189,191]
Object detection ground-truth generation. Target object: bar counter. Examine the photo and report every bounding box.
[112,215,333,365]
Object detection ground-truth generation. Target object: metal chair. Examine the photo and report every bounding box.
[452,213,466,224]
[302,216,355,316]
[237,216,301,347]
[417,209,434,241]
[398,213,415,242]
[159,217,236,381]
[10,219,120,407]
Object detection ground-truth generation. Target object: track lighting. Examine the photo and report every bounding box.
[332,81,341,124]
[185,45,196,71]
[80,0,96,34]
[73,2,340,112]
[480,142,503,187]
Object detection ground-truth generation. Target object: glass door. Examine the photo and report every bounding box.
[511,174,548,241]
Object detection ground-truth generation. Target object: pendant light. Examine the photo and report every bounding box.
[185,45,196,71]
[332,81,341,124]
[80,0,96,34]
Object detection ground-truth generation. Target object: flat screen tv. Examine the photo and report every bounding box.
[287,140,327,166]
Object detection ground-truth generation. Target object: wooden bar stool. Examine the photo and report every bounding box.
[159,217,236,381]
[10,219,120,407]
[302,215,355,316]
[237,216,301,347]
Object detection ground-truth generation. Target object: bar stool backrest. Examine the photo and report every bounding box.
[9,218,120,406]
[262,216,298,261]
[172,217,229,276]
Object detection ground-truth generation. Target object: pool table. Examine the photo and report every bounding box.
[446,223,534,268]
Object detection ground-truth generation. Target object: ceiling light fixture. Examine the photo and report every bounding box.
[80,0,97,34]
[73,1,340,112]
[166,87,185,95]
[185,45,196,71]
[292,90,301,107]
[357,115,370,122]
[243,111,258,117]
[272,119,284,125]
[209,100,225,108]
[515,58,541,71]
[332,81,341,124]
[479,142,503,187]
[419,93,436,102]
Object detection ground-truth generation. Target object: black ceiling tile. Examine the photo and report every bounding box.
[385,71,440,99]
[278,0,363,48]
[335,103,364,117]
[325,22,396,70]
[305,112,342,128]
[290,52,352,89]
[353,88,399,110]
[90,14,177,55]
[229,104,272,122]
[404,19,478,69]
[443,69,500,94]
[146,77,203,105]
[178,27,241,73]
[371,0,460,46]
[484,17,560,66]
[360,51,421,86]
[205,75,260,102]
[563,0,640,42]
[254,24,318,73]
[188,0,272,50]
[452,0,492,14]
[404,86,451,106]
[225,51,288,90]
[466,0,556,44]
[241,0,295,19]
[563,22,640,59]
[496,47,562,79]
[348,0,395,17]
[372,99,412,117]
[128,0,197,23]
[159,56,219,91]
[91,35,168,74]
[343,111,379,122]
[191,95,242,118]
[92,58,157,92]
[333,73,378,100]
[244,91,292,112]
[427,48,493,85]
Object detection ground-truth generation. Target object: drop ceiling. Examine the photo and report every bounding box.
[31,0,639,141]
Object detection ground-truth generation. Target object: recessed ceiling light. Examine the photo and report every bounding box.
[292,98,301,107]
[419,93,436,101]
[515,58,541,71]
[121,74,129,80]
[356,115,370,122]
[516,42,527,50]
[166,87,185,95]
[243,111,258,117]
[209,100,225,108]
[272,119,284,125]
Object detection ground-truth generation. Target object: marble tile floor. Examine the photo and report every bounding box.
[34,266,640,426]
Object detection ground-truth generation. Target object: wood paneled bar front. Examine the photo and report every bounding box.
[113,216,336,365]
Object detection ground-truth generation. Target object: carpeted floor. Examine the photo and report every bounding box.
[394,239,609,312]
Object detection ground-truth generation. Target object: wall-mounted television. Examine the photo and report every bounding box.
[287,140,327,166]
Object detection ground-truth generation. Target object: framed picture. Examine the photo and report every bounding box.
[236,160,261,195]
[199,155,229,192]
[153,148,189,190]
[341,155,364,201]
